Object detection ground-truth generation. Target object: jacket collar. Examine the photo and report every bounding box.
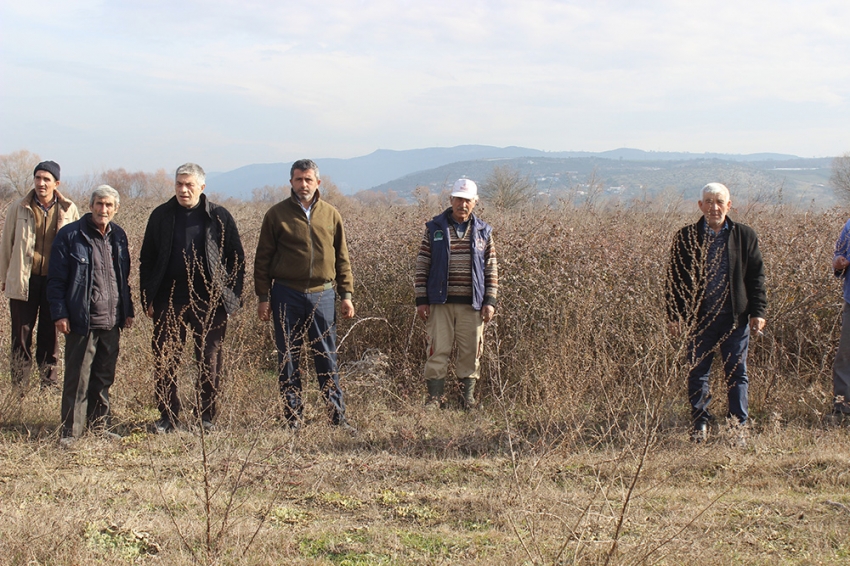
[696,215,736,238]
[439,208,480,229]
[169,193,211,216]
[288,189,321,210]
[21,187,74,209]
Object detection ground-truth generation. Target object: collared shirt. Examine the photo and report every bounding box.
[299,199,315,221]
[452,219,469,240]
[30,193,60,276]
[32,194,57,216]
[702,218,732,317]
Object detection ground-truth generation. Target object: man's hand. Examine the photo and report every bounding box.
[340,299,355,319]
[417,304,430,321]
[55,318,70,335]
[667,320,682,335]
[481,305,495,323]
[750,317,766,335]
[146,305,154,318]
[258,301,271,322]
[125,317,134,330]
[835,256,850,271]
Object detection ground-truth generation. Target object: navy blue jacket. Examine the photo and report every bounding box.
[47,214,134,336]
[424,209,493,310]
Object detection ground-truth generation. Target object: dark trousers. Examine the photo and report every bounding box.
[61,327,120,438]
[271,283,345,423]
[152,303,228,423]
[9,275,59,386]
[687,312,751,425]
[832,301,850,412]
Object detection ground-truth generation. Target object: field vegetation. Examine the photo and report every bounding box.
[1,170,850,564]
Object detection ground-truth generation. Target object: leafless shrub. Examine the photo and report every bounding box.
[831,152,850,204]
[0,185,848,563]
[0,149,41,198]
[481,165,537,210]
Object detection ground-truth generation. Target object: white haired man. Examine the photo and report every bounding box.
[666,182,767,443]
[414,178,499,410]
[48,185,134,446]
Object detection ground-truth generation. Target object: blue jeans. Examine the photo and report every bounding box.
[271,283,344,423]
[687,312,750,425]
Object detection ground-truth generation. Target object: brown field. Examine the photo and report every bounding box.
[1,190,849,565]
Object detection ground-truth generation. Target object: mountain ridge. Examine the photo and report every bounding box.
[204,145,811,199]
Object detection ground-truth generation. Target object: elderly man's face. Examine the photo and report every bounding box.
[175,173,205,208]
[291,168,321,205]
[90,195,118,233]
[698,191,732,231]
[450,196,477,224]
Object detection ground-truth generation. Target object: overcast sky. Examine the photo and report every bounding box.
[1,0,848,176]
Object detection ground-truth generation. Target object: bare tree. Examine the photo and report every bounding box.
[97,167,174,200]
[0,150,41,198]
[832,152,850,203]
[252,184,286,203]
[480,165,536,210]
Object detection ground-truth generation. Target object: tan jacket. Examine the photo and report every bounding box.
[254,192,353,301]
[0,189,79,301]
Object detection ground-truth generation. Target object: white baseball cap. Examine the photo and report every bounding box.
[451,178,478,199]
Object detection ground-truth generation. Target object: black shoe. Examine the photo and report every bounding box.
[691,421,708,443]
[154,418,175,434]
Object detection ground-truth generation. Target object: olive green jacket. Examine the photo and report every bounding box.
[254,192,353,301]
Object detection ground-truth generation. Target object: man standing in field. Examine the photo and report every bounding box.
[829,219,850,416]
[415,179,498,410]
[254,159,355,431]
[48,185,134,446]
[666,182,766,443]
[139,163,245,433]
[0,161,79,388]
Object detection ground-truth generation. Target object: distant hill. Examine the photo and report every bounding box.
[365,156,834,206]
[204,145,811,199]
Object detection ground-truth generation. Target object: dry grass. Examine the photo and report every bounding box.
[1,193,848,564]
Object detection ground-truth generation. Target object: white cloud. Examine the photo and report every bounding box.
[1,0,848,172]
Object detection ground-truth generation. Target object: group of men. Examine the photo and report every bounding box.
[0,159,365,444]
[4,158,849,446]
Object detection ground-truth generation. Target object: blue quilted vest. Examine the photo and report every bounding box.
[425,209,492,310]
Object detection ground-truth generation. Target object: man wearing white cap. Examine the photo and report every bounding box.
[414,178,499,410]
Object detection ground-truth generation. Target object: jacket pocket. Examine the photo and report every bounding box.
[70,252,89,283]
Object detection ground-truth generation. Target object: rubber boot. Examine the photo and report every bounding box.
[461,378,477,410]
[424,379,444,410]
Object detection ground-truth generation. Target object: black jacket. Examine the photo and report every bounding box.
[139,195,245,314]
[47,214,134,336]
[666,217,766,328]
